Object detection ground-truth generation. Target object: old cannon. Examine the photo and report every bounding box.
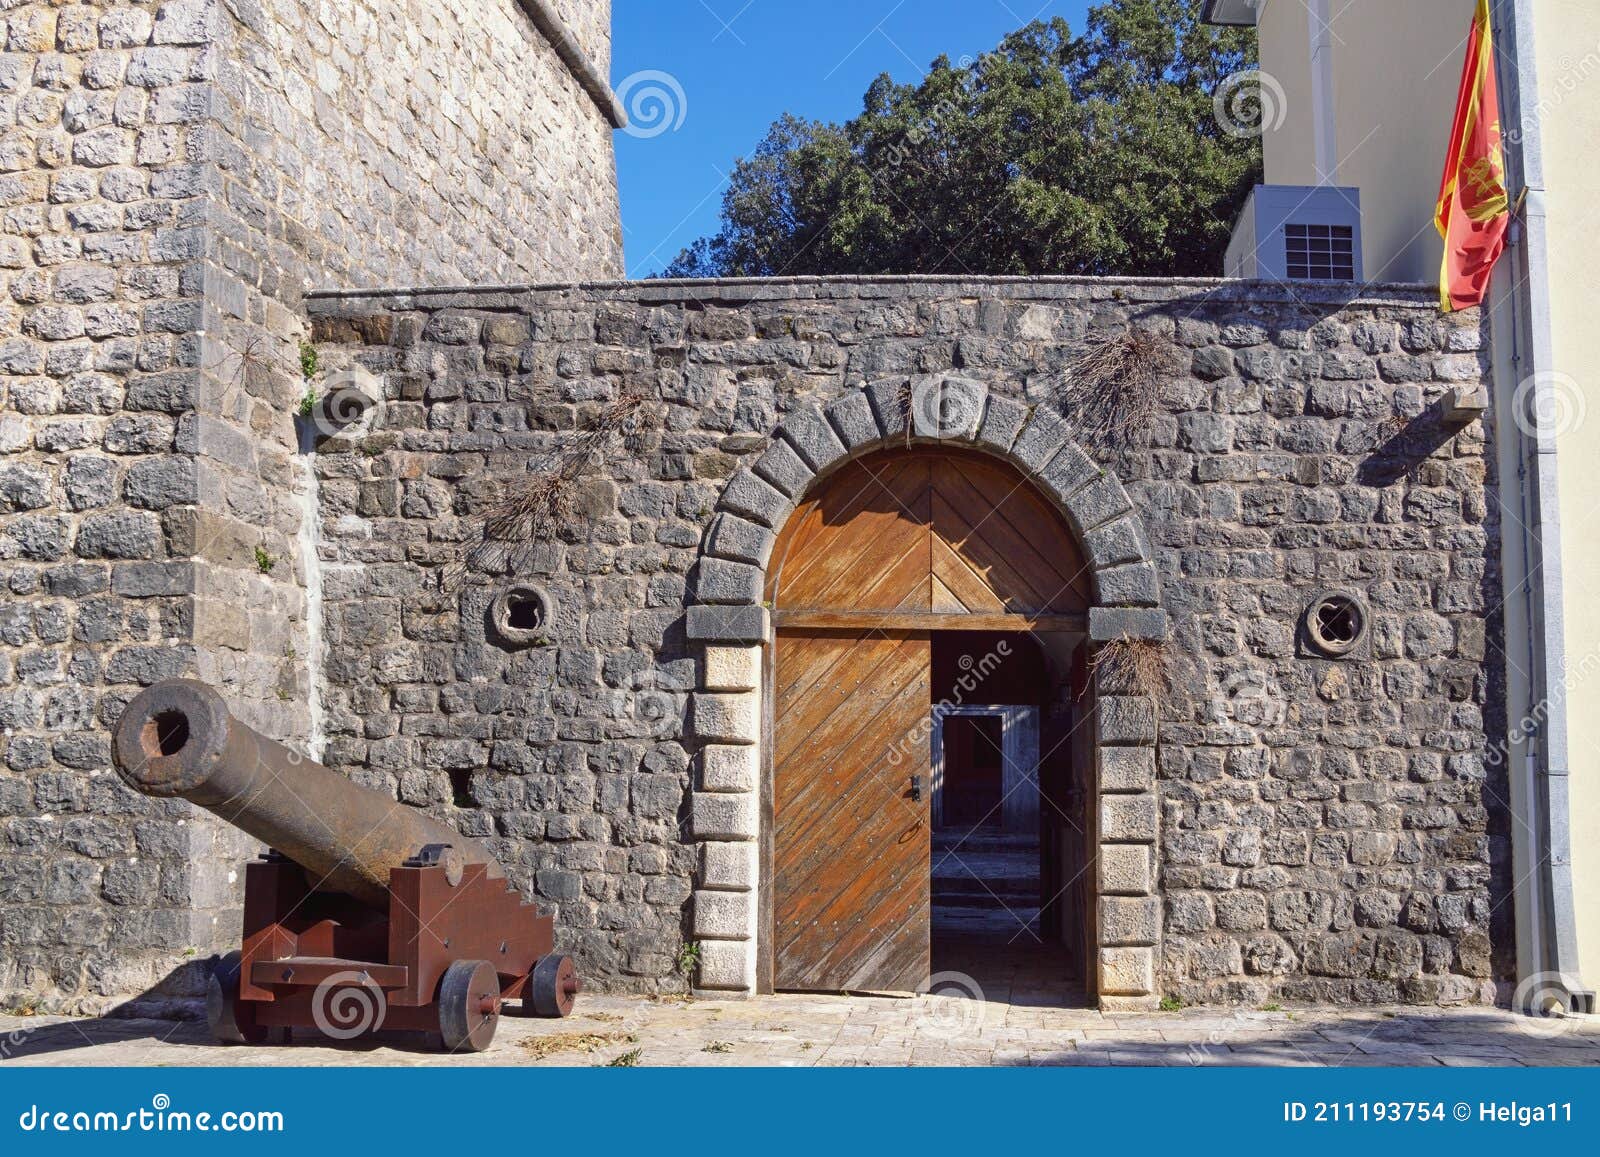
[110,679,579,1051]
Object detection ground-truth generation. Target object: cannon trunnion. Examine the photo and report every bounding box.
[112,680,579,1051]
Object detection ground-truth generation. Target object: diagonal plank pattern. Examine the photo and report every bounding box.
[773,631,931,993]
[769,450,1089,615]
[770,448,1090,993]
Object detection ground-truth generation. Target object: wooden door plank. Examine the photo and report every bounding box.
[775,667,930,904]
[774,629,931,992]
[774,611,1086,632]
[935,460,1091,610]
[774,458,930,608]
[930,527,1010,613]
[933,477,1076,612]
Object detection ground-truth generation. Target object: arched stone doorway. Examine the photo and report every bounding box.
[685,380,1166,1009]
[765,448,1092,994]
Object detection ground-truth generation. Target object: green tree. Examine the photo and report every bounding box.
[662,0,1259,279]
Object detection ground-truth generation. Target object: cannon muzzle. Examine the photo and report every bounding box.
[111,679,503,910]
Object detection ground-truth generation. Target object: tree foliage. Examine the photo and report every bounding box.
[662,0,1259,279]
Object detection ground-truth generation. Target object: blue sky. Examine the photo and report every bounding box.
[611,1,1096,278]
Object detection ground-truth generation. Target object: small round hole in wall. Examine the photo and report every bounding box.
[1305,591,1368,658]
[490,584,553,648]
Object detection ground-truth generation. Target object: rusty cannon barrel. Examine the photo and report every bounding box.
[111,679,504,911]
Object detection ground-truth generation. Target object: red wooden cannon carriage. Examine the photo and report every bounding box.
[112,680,579,1052]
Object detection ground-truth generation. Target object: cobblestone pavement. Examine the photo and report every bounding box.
[4,995,1600,1067]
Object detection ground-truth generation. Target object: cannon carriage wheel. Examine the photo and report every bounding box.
[525,954,580,1018]
[437,959,502,1052]
[207,951,289,1046]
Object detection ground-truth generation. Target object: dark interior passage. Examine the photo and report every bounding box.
[928,632,1086,1002]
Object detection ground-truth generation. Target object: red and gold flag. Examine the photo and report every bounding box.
[1436,0,1511,312]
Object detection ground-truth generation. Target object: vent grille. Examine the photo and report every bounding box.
[1284,223,1356,281]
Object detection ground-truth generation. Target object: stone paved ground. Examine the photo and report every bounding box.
[4,996,1599,1067]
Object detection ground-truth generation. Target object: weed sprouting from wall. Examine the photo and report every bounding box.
[443,393,649,591]
[1089,635,1170,699]
[1058,329,1177,452]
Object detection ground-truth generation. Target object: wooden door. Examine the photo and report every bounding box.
[768,450,1091,618]
[773,630,931,993]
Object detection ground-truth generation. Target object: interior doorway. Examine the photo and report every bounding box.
[926,632,1084,1005]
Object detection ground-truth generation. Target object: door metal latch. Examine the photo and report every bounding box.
[910,775,924,803]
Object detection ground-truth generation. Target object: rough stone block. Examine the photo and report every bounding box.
[753,438,814,499]
[1083,516,1148,569]
[1099,993,1162,1012]
[691,791,759,841]
[1038,441,1099,501]
[691,692,760,744]
[864,376,911,438]
[1062,474,1133,535]
[686,605,770,644]
[1088,607,1169,643]
[1100,794,1158,843]
[693,889,754,940]
[1010,406,1070,473]
[1094,562,1160,607]
[703,646,760,692]
[781,405,848,473]
[705,513,776,569]
[825,390,882,450]
[700,744,759,793]
[1100,897,1160,947]
[1097,696,1158,744]
[1442,384,1488,425]
[1099,947,1156,995]
[1099,845,1154,897]
[975,395,1029,453]
[694,558,762,606]
[910,374,987,441]
[1099,746,1156,793]
[700,841,758,891]
[718,469,791,528]
[696,939,756,991]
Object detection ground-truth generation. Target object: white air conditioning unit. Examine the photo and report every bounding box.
[1225,185,1364,283]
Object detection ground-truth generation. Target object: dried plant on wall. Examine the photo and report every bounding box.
[1058,329,1177,452]
[1089,635,1170,699]
[443,392,648,591]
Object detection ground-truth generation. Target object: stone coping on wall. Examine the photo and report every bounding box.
[514,0,629,129]
[306,275,1444,313]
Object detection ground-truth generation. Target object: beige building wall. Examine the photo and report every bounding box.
[1531,0,1600,984]
[1257,0,1472,282]
[1252,0,1600,987]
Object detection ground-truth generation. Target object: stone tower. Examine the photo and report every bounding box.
[0,0,623,1012]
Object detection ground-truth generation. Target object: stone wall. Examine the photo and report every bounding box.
[302,275,1508,1006]
[0,0,622,1012]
